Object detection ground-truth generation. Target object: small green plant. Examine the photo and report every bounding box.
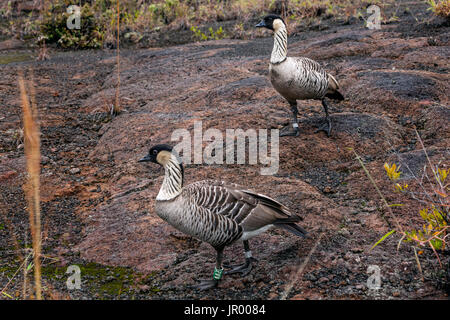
[435,0,450,17]
[379,163,448,254]
[190,25,226,41]
[384,163,408,192]
[233,22,247,39]
[209,26,225,40]
[190,25,207,41]
[40,1,104,49]
[426,0,450,17]
[357,131,449,274]
[427,0,439,12]
[0,1,12,18]
[326,2,336,16]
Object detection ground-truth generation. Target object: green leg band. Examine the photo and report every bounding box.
[213,267,223,281]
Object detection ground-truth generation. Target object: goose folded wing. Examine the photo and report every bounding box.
[183,180,302,232]
[293,57,326,74]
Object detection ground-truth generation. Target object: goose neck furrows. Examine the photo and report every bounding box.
[270,22,288,64]
[156,155,184,201]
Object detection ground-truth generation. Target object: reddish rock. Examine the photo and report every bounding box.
[0,170,17,182]
[0,39,24,50]
[0,1,448,300]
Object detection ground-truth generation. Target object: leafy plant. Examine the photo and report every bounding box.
[40,1,104,49]
[427,0,450,18]
[382,166,448,254]
[190,25,226,41]
[384,163,408,192]
[0,1,12,18]
[360,131,449,272]
[4,0,402,48]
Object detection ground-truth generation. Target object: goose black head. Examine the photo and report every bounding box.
[139,144,173,165]
[256,14,285,31]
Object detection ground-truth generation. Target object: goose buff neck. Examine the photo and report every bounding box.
[157,152,184,201]
[270,19,288,64]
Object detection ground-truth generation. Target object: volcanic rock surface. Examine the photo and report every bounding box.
[0,1,449,299]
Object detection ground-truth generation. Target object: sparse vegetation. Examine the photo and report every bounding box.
[1,0,399,49]
[356,130,449,286]
[381,161,448,254]
[1,0,449,302]
[427,0,450,18]
[40,1,104,49]
[190,25,226,41]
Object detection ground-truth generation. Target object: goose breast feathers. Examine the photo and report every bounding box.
[270,57,330,101]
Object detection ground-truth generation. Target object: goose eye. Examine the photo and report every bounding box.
[153,150,158,155]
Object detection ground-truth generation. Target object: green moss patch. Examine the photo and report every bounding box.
[41,262,159,299]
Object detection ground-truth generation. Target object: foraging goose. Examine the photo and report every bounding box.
[256,14,344,137]
[139,144,307,290]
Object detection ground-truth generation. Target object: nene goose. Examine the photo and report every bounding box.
[139,144,307,290]
[256,14,344,137]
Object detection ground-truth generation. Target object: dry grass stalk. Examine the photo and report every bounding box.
[19,72,42,300]
[352,149,404,233]
[114,0,121,115]
[22,247,29,299]
[37,0,49,61]
[356,130,448,278]
[280,232,324,300]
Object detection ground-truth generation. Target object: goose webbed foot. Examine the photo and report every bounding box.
[224,257,257,276]
[314,118,332,137]
[192,250,224,291]
[280,124,299,137]
[191,279,219,291]
[316,99,332,137]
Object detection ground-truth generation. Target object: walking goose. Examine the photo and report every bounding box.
[139,144,307,290]
[256,14,344,137]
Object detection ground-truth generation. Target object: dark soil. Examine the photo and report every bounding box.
[0,0,449,300]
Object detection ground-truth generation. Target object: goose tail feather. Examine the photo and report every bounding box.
[274,221,308,238]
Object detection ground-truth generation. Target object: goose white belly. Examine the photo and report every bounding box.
[240,224,274,241]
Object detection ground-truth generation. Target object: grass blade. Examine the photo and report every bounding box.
[1,291,14,299]
[370,229,396,251]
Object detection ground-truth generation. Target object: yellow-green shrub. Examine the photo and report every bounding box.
[40,1,104,49]
[370,159,449,269]
[427,0,450,18]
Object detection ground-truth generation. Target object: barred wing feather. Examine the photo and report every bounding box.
[182,180,302,233]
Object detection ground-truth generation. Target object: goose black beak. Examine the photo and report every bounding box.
[138,154,152,163]
[255,20,266,28]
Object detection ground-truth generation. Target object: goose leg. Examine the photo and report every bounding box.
[110,104,120,117]
[224,240,257,276]
[280,101,299,137]
[315,99,332,137]
[192,248,224,290]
